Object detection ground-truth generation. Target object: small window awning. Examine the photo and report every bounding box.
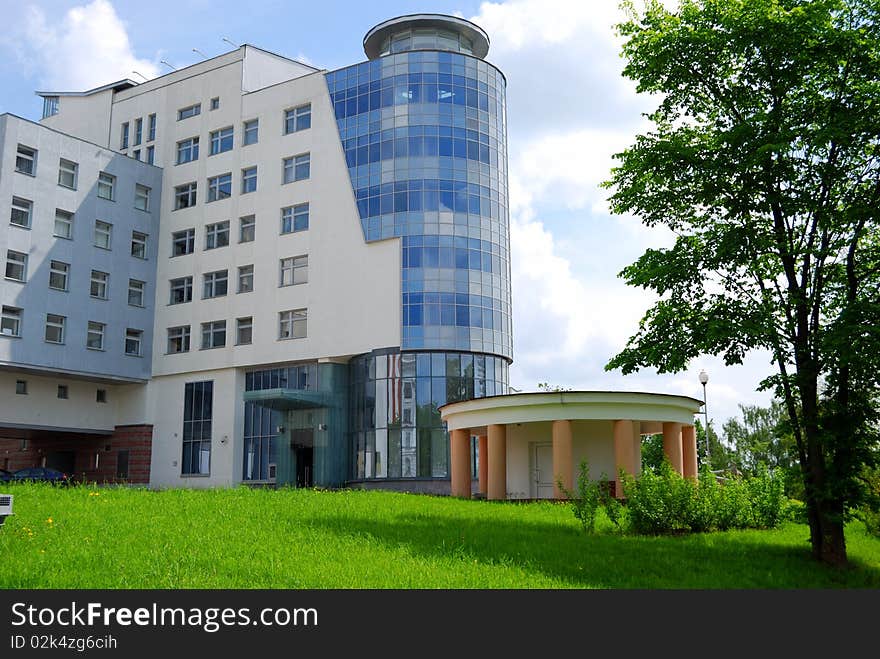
[242,388,329,411]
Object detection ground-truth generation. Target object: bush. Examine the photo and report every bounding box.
[747,464,787,528]
[558,460,602,534]
[621,461,693,534]
[861,466,880,538]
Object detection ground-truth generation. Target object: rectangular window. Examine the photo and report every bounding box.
[172,228,195,255]
[279,308,307,340]
[236,317,253,345]
[182,380,212,475]
[207,173,232,201]
[128,279,145,307]
[284,104,311,134]
[94,220,112,249]
[135,184,151,211]
[205,220,230,249]
[87,321,105,350]
[134,117,143,145]
[176,137,200,164]
[169,276,193,304]
[282,153,310,183]
[49,260,70,291]
[120,122,129,149]
[238,264,254,293]
[97,172,115,200]
[243,119,258,145]
[58,159,78,189]
[10,197,33,228]
[174,182,197,209]
[178,103,201,120]
[125,328,143,356]
[146,146,155,165]
[239,215,255,242]
[200,320,226,349]
[116,450,129,479]
[57,384,69,400]
[45,313,65,344]
[209,127,234,155]
[131,231,148,258]
[16,380,27,395]
[202,270,228,299]
[97,389,107,403]
[210,97,220,111]
[132,149,141,161]
[280,255,308,286]
[42,96,59,118]
[1,306,22,337]
[54,209,74,238]
[241,166,257,194]
[281,203,309,233]
[15,145,37,175]
[148,113,156,141]
[167,325,191,353]
[90,270,109,299]
[5,250,27,282]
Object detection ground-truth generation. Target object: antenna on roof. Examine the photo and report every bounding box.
[192,48,208,60]
[131,71,149,82]
[160,60,176,71]
[221,37,239,48]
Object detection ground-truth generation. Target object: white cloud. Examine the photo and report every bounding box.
[22,0,158,90]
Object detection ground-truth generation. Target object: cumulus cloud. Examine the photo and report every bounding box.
[22,0,158,90]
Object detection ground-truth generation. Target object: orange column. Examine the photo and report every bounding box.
[450,428,472,498]
[487,424,507,501]
[662,422,683,475]
[477,435,488,495]
[613,419,636,498]
[682,425,698,479]
[552,420,573,499]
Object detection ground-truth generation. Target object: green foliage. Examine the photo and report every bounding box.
[747,464,788,528]
[861,466,880,538]
[557,460,603,534]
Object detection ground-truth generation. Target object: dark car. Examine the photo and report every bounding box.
[12,467,71,485]
[0,469,12,483]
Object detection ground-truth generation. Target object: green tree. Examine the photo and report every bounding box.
[605,0,880,565]
[722,400,794,473]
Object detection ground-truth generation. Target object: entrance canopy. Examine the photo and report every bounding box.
[242,388,330,411]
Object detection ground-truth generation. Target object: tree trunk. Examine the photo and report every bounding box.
[810,497,848,566]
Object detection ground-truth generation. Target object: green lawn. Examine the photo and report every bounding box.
[1,484,878,588]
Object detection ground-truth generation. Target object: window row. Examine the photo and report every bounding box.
[166,309,306,354]
[167,256,306,304]
[170,208,306,258]
[14,377,109,404]
[120,114,157,149]
[0,307,144,354]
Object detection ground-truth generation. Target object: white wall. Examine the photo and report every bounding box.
[241,47,316,92]
[40,90,115,147]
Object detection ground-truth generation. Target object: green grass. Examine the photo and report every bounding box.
[1,484,878,588]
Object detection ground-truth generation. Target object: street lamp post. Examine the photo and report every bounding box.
[699,369,709,462]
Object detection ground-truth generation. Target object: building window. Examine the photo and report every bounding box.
[172,228,195,255]
[54,209,74,239]
[90,270,109,299]
[148,113,157,141]
[174,182,197,209]
[1,306,22,337]
[135,184,151,211]
[146,146,155,165]
[182,380,212,475]
[176,137,200,164]
[200,321,226,349]
[170,276,193,304]
[45,313,65,344]
[10,197,33,228]
[58,159,78,189]
[209,127,234,155]
[241,166,257,194]
[237,317,253,345]
[281,203,309,233]
[42,96,59,118]
[202,270,228,299]
[16,380,27,395]
[94,220,112,249]
[238,264,254,293]
[15,145,37,175]
[97,172,115,200]
[5,250,27,282]
[131,231,148,259]
[279,309,307,340]
[205,221,230,249]
[48,260,70,291]
[280,255,308,286]
[128,279,145,307]
[87,321,105,350]
[243,119,258,145]
[284,104,311,134]
[239,215,255,242]
[121,122,129,149]
[207,173,232,201]
[116,450,129,479]
[178,103,201,120]
[97,389,107,403]
[134,117,143,145]
[58,384,69,399]
[132,149,141,161]
[167,325,191,353]
[211,97,220,110]
[125,328,143,356]
[282,153,310,183]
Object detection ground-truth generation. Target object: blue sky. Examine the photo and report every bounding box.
[0,0,775,429]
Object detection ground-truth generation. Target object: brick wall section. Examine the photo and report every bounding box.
[0,425,152,485]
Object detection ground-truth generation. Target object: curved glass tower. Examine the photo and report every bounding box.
[327,14,512,485]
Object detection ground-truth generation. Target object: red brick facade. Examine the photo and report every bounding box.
[0,425,152,484]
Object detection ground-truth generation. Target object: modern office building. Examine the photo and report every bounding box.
[0,14,511,493]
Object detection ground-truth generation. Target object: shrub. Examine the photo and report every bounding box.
[686,466,719,532]
[622,461,693,534]
[747,464,787,528]
[861,466,880,538]
[557,460,602,534]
